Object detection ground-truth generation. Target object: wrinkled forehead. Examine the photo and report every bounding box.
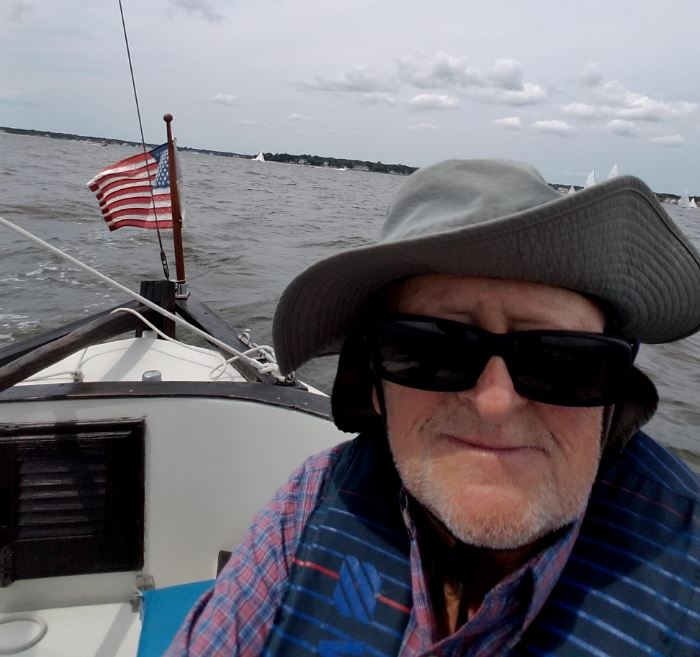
[377,274,607,332]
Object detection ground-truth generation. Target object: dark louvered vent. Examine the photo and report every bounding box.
[0,419,144,586]
[17,444,107,540]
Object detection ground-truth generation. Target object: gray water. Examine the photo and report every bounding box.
[1,131,698,471]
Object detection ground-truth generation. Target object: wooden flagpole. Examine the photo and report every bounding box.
[163,113,188,298]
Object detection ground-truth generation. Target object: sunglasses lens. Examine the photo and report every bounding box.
[370,316,634,406]
[372,318,485,391]
[508,334,632,406]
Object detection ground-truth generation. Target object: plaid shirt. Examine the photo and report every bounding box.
[166,439,580,657]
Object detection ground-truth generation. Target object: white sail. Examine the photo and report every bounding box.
[678,191,691,209]
[607,164,619,180]
[585,170,596,188]
[567,185,576,195]
[690,197,698,209]
[253,151,265,162]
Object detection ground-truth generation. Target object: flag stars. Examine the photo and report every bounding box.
[154,151,170,189]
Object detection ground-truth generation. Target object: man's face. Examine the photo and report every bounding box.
[375,275,606,549]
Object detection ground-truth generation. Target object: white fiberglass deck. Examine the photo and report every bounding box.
[18,333,246,385]
[0,603,140,657]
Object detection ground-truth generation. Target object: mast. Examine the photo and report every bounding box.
[163,113,188,298]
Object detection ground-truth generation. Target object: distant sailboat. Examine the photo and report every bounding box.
[690,197,698,209]
[678,191,691,209]
[607,164,619,180]
[253,151,265,162]
[567,185,576,195]
[585,170,596,188]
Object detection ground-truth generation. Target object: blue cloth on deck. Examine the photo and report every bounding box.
[137,580,214,657]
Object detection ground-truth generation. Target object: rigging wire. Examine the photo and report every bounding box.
[0,216,285,382]
[117,0,170,280]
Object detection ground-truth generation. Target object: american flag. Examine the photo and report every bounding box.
[86,143,177,231]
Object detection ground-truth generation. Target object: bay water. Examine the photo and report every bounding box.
[1,131,698,471]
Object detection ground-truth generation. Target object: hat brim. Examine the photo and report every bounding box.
[273,174,700,374]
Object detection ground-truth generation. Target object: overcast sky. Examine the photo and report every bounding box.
[2,0,700,192]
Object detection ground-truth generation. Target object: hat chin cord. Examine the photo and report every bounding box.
[373,379,390,436]
[601,405,615,447]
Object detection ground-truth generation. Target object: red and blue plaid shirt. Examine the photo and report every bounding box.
[166,440,580,657]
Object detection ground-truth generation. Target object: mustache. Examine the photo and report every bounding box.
[418,414,555,451]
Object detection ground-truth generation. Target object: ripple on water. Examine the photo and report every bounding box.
[2,133,698,468]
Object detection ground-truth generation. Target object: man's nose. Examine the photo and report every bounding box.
[455,356,526,420]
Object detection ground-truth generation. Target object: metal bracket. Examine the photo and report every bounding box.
[237,328,253,348]
[131,572,156,613]
[174,281,189,299]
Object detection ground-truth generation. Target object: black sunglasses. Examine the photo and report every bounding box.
[367,314,639,407]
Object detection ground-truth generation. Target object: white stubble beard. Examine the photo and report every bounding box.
[388,420,601,550]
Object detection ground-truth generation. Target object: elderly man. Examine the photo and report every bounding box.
[170,160,700,656]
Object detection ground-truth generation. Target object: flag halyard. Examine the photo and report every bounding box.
[86,143,174,231]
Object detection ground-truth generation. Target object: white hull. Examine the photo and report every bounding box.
[1,386,343,609]
[0,327,346,656]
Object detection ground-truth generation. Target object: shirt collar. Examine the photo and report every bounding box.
[400,488,583,637]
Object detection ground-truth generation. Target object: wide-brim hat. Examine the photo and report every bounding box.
[273,159,700,376]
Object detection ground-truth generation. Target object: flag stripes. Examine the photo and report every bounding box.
[86,143,174,231]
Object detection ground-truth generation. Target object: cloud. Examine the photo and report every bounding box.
[533,120,574,137]
[494,84,547,106]
[560,102,603,119]
[605,119,640,137]
[580,62,604,88]
[407,94,459,110]
[303,54,546,107]
[406,122,437,130]
[303,65,395,94]
[612,91,696,122]
[398,54,547,106]
[7,0,31,22]
[398,52,482,89]
[358,92,396,106]
[650,134,685,147]
[492,116,522,130]
[232,119,258,127]
[168,0,223,23]
[286,113,312,122]
[211,93,238,107]
[489,59,526,91]
[562,80,698,123]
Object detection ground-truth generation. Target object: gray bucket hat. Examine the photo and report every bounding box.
[273,158,700,377]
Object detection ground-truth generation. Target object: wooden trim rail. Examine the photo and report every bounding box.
[0,305,158,394]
